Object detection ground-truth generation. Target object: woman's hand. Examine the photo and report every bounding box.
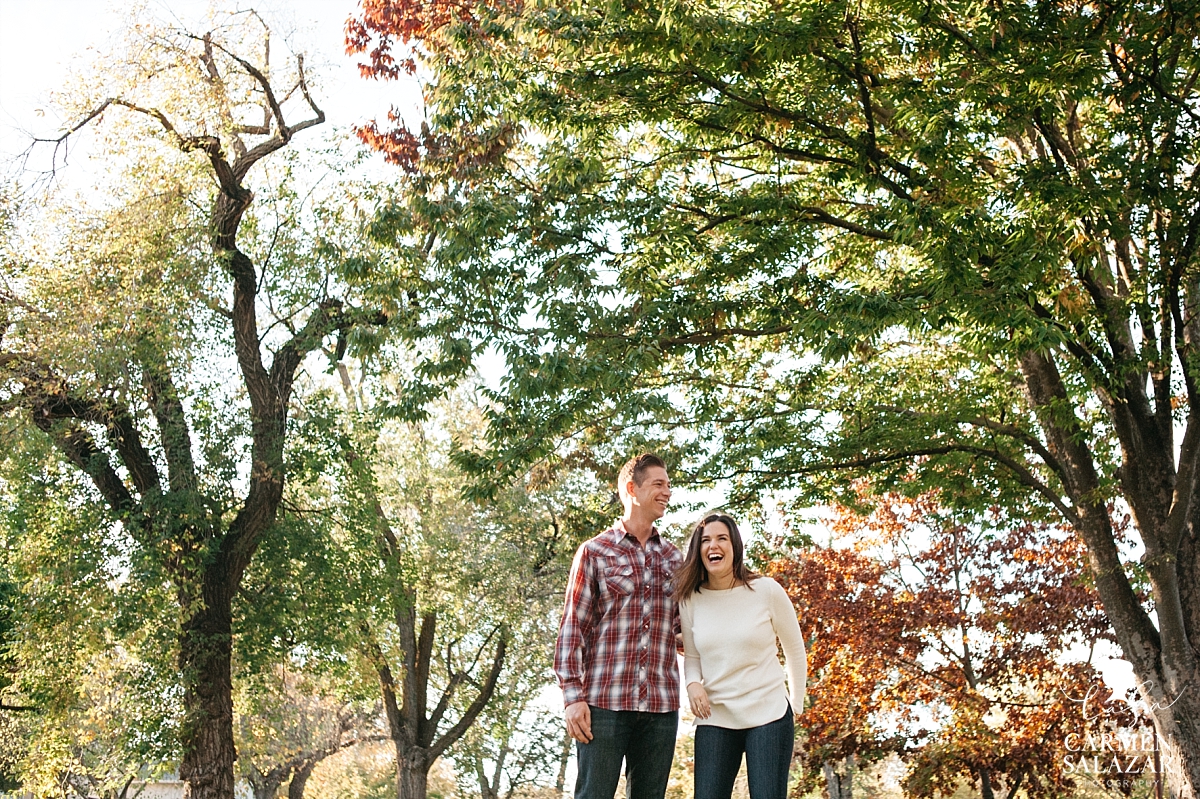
[687,682,711,719]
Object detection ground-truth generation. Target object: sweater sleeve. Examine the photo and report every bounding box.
[767,579,807,713]
[679,597,703,687]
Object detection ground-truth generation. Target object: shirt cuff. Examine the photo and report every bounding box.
[562,682,585,707]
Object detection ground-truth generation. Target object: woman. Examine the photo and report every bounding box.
[675,513,807,799]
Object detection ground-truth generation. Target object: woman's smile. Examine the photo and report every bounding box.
[700,520,735,587]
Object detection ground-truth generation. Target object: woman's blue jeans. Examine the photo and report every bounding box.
[693,706,794,799]
[574,707,679,799]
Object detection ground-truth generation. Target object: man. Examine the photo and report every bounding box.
[554,453,683,799]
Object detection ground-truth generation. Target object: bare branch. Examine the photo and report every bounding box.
[429,629,508,761]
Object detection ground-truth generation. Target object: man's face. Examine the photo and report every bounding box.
[628,465,671,520]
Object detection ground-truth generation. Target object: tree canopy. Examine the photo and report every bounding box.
[347,0,1200,795]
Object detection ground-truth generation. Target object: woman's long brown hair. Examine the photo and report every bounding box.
[672,513,759,603]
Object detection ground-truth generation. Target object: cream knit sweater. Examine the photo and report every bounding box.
[680,576,807,729]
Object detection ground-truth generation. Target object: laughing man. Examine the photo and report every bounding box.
[554,453,683,799]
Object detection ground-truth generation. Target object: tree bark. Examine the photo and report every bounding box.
[397,750,430,799]
[178,575,236,799]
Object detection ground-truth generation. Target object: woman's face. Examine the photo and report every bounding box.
[699,520,735,584]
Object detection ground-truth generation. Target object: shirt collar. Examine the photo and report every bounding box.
[611,518,660,546]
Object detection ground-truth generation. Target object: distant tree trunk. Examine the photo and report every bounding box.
[476,749,504,799]
[288,762,316,799]
[361,494,509,799]
[555,731,572,794]
[978,768,995,799]
[372,617,507,799]
[249,762,290,799]
[822,754,854,799]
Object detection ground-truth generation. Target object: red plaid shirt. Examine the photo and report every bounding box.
[554,521,682,713]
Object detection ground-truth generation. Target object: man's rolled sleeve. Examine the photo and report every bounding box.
[554,545,595,707]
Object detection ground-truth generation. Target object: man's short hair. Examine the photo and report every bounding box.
[617,453,668,500]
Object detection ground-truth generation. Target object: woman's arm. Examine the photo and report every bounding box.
[768,580,807,713]
[680,598,711,719]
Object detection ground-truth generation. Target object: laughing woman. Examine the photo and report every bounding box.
[675,513,807,799]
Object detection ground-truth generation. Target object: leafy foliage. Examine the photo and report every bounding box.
[348,0,1200,792]
[239,377,607,799]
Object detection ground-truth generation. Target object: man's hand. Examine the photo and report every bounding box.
[687,683,711,719]
[565,701,593,743]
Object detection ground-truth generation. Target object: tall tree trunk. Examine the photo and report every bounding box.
[1020,350,1200,799]
[1149,692,1200,799]
[178,583,236,799]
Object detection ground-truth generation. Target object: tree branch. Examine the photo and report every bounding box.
[429,629,508,761]
[32,414,137,518]
[27,383,161,497]
[414,611,437,745]
[142,359,199,494]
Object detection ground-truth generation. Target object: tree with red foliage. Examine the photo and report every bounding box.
[346,0,518,174]
[767,493,1143,799]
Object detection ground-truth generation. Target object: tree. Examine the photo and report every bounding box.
[244,381,604,799]
[1,11,388,799]
[345,1,1200,794]
[769,493,1142,799]
[450,631,568,799]
[235,669,384,799]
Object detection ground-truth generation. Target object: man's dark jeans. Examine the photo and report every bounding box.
[575,706,678,799]
[693,706,794,799]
